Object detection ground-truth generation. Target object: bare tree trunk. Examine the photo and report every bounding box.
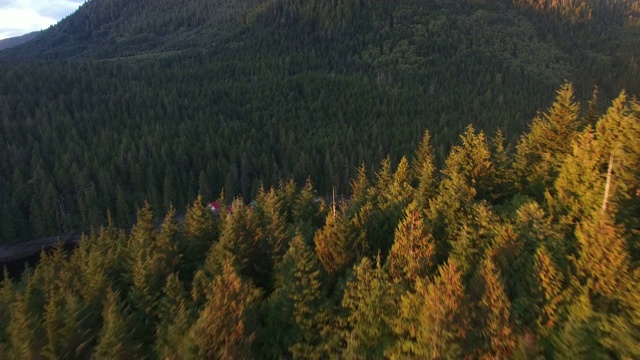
[602,152,614,213]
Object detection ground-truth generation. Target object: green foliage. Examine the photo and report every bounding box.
[205,199,259,282]
[341,256,396,359]
[293,178,326,239]
[254,187,290,274]
[574,213,629,297]
[554,92,640,257]
[413,130,438,207]
[190,261,260,360]
[552,289,640,359]
[387,202,436,288]
[448,202,503,278]
[128,204,178,320]
[154,273,198,360]
[502,201,567,327]
[515,82,582,196]
[314,209,358,276]
[534,246,565,335]
[283,234,332,359]
[181,195,217,277]
[388,260,467,359]
[93,289,142,360]
[478,256,516,358]
[434,125,497,218]
[7,293,43,359]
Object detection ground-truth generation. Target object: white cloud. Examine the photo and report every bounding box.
[0,0,85,40]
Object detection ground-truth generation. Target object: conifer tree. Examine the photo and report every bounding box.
[585,86,600,125]
[513,201,566,260]
[479,256,515,358]
[42,289,90,359]
[128,205,176,318]
[412,130,438,208]
[387,201,435,288]
[126,204,183,349]
[592,94,640,236]
[388,156,413,206]
[314,208,358,276]
[505,201,566,326]
[0,272,15,350]
[351,156,414,260]
[254,187,289,274]
[284,234,332,359]
[553,288,640,359]
[157,206,181,268]
[555,92,640,256]
[257,286,295,359]
[256,232,309,359]
[128,201,155,251]
[553,126,604,220]
[182,195,217,277]
[189,269,209,308]
[206,199,260,282]
[190,260,260,360]
[441,125,494,202]
[76,225,126,301]
[430,125,496,248]
[293,178,325,240]
[294,178,320,221]
[490,129,516,202]
[515,82,581,194]
[342,256,396,359]
[155,273,198,359]
[619,268,640,349]
[534,246,564,335]
[93,289,140,360]
[7,293,41,359]
[448,202,501,278]
[157,301,197,360]
[374,156,393,198]
[552,291,606,359]
[278,178,298,223]
[574,213,629,297]
[388,260,467,359]
[350,162,371,203]
[41,288,69,359]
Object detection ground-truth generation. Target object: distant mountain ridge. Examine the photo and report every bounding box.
[0,0,266,59]
[0,32,40,51]
[1,0,639,61]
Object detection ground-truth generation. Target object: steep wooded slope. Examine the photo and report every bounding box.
[0,0,639,243]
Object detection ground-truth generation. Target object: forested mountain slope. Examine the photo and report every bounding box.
[0,0,264,59]
[0,89,639,357]
[0,0,639,243]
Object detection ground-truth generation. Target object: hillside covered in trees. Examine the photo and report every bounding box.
[1,85,639,357]
[1,0,640,243]
[0,0,639,355]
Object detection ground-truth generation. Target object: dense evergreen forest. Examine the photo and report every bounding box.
[1,0,640,243]
[0,0,639,357]
[0,84,639,357]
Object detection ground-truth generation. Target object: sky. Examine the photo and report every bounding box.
[0,0,85,40]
